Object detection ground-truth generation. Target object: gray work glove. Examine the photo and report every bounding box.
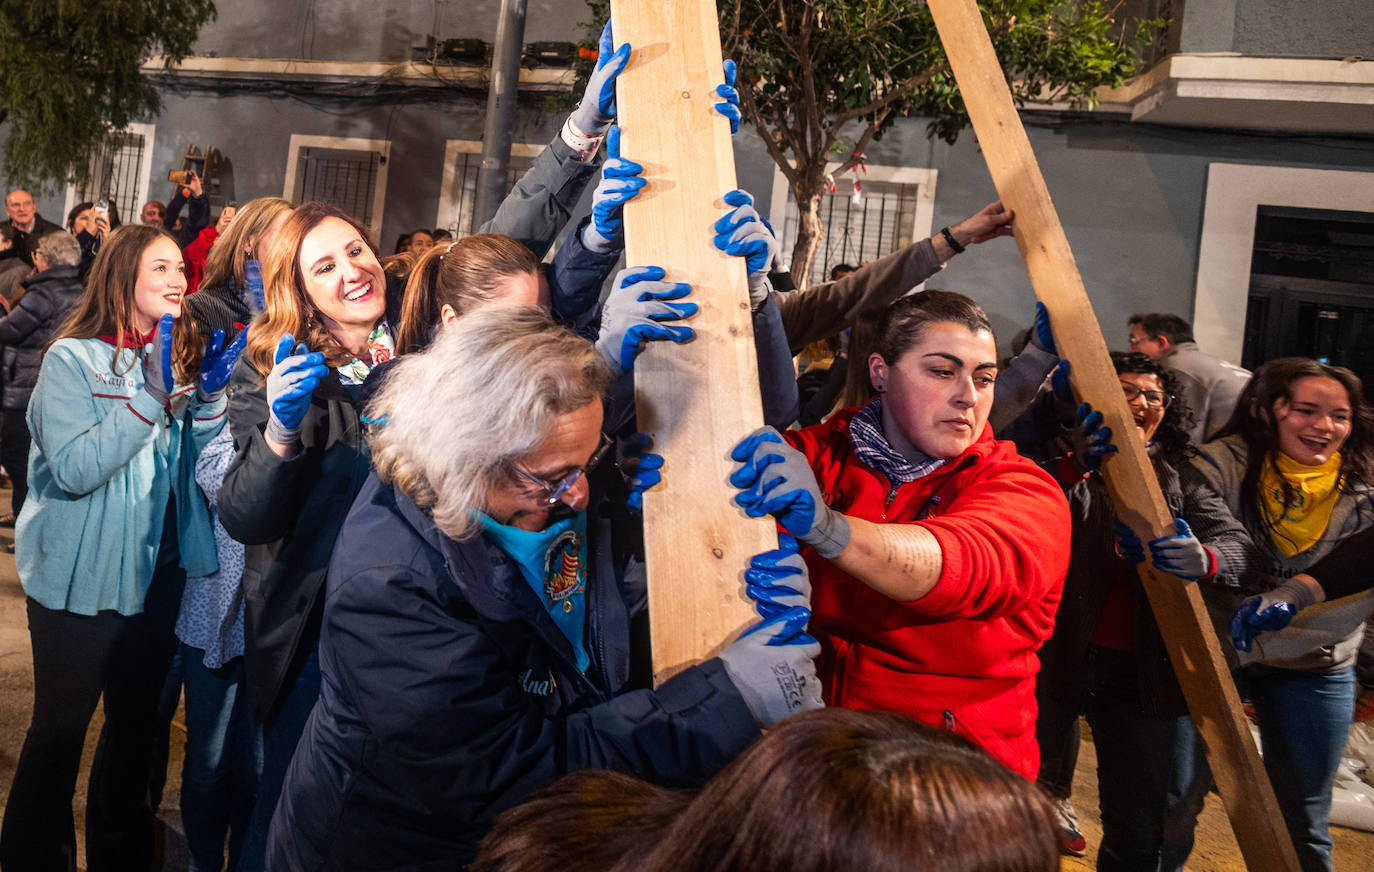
[729,427,851,558]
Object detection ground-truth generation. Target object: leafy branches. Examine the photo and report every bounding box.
[0,0,216,191]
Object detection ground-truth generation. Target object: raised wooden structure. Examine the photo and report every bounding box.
[611,0,776,683]
[925,1,1300,869]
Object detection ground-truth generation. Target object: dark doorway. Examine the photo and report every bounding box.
[1243,206,1374,392]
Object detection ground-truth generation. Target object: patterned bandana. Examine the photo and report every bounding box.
[848,397,947,486]
[1259,450,1343,557]
[336,320,395,385]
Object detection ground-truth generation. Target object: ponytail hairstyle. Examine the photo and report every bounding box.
[243,201,392,377]
[1212,356,1374,541]
[51,223,202,381]
[395,233,542,355]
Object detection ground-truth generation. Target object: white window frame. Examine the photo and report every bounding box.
[1195,163,1374,365]
[767,162,938,284]
[283,134,391,242]
[63,121,157,224]
[436,139,545,238]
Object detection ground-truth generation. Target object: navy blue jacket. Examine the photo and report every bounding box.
[270,471,761,871]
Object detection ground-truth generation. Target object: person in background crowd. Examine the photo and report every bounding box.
[0,224,29,302]
[0,223,238,871]
[141,200,167,226]
[392,233,410,255]
[0,231,86,530]
[186,197,293,345]
[472,709,1059,872]
[432,228,453,243]
[184,204,239,296]
[406,228,435,255]
[65,202,94,237]
[829,262,855,281]
[1174,357,1374,872]
[269,309,819,870]
[162,170,213,249]
[4,189,62,267]
[1128,312,1251,444]
[729,291,1072,780]
[1032,353,1259,866]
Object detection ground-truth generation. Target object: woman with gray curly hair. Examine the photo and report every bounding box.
[269,307,822,871]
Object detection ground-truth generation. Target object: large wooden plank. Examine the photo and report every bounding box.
[925,2,1300,870]
[611,0,777,684]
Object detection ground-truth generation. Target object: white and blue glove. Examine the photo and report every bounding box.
[1148,518,1214,581]
[1071,402,1117,473]
[571,20,631,138]
[1230,577,1318,652]
[621,432,664,513]
[715,59,741,135]
[594,266,696,375]
[141,313,176,407]
[197,325,251,403]
[712,190,779,309]
[264,334,328,444]
[729,426,850,558]
[582,126,646,253]
[719,533,823,727]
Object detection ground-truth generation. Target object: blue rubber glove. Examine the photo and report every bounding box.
[621,432,664,513]
[720,532,822,727]
[141,313,175,407]
[1032,301,1056,355]
[744,532,811,615]
[594,266,696,375]
[1071,402,1116,472]
[198,325,251,402]
[715,59,741,135]
[244,258,265,312]
[1149,518,1214,581]
[264,334,329,444]
[1113,521,1145,566]
[712,190,778,308]
[571,20,631,137]
[1229,577,1319,652]
[582,125,646,253]
[1050,359,1074,406]
[729,426,850,558]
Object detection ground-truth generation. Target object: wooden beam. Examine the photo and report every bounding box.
[925,2,1300,870]
[611,0,776,683]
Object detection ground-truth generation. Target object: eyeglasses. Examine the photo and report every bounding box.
[512,432,612,506]
[1120,382,1172,408]
[1126,335,1143,346]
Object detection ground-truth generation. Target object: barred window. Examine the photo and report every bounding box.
[437,141,542,239]
[284,136,390,241]
[70,123,155,225]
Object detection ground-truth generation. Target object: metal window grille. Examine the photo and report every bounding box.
[293,147,383,226]
[440,151,535,238]
[777,178,922,283]
[77,131,146,224]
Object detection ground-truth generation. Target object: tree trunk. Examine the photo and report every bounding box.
[789,184,825,289]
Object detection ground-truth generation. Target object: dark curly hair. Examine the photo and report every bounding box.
[1112,352,1192,461]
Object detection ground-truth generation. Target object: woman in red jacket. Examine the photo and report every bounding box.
[730,290,1071,778]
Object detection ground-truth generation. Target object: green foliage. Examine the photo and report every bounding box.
[0,0,216,192]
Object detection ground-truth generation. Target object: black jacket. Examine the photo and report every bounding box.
[0,264,83,411]
[1035,455,1258,716]
[2,215,62,267]
[185,280,253,344]
[269,472,760,871]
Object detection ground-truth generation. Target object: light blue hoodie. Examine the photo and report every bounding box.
[17,337,224,615]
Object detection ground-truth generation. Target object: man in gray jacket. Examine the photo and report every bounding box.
[1128,312,1251,444]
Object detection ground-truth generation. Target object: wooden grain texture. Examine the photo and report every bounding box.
[610,0,778,684]
[925,1,1300,869]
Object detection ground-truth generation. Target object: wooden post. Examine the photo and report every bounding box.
[924,2,1299,869]
[610,0,777,683]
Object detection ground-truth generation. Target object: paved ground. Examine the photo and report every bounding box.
[0,483,1370,869]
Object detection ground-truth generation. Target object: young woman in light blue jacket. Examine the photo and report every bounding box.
[0,223,243,871]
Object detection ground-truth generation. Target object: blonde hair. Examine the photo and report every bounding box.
[367,306,613,541]
[200,196,292,293]
[395,233,541,354]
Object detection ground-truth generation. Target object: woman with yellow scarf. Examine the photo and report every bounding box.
[1177,357,1374,872]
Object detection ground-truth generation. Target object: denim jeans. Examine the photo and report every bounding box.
[237,643,320,872]
[1163,664,1357,872]
[181,644,264,872]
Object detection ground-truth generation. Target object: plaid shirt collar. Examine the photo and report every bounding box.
[848,397,947,486]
